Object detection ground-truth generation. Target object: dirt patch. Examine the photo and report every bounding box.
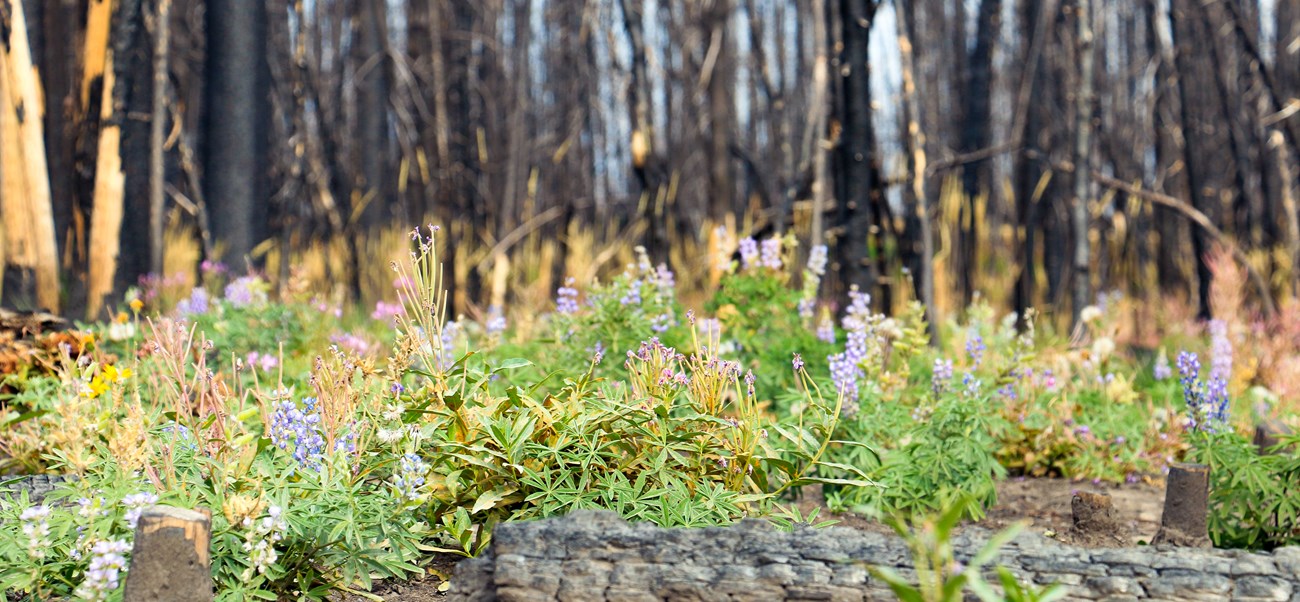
[984,477,1164,546]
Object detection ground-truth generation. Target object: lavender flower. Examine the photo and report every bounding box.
[485,305,507,336]
[122,492,159,529]
[760,237,783,270]
[931,358,954,395]
[74,539,132,601]
[20,505,52,560]
[590,341,605,365]
[806,244,828,277]
[392,453,431,502]
[792,353,805,372]
[816,314,836,344]
[650,312,673,333]
[1177,350,1230,432]
[653,263,677,294]
[1208,319,1232,382]
[620,279,643,306]
[224,276,267,308]
[738,237,760,270]
[961,372,981,398]
[1153,352,1172,381]
[556,278,580,314]
[175,287,209,317]
[965,332,986,367]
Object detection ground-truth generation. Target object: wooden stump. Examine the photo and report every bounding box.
[1070,490,1126,545]
[1254,419,1292,455]
[1153,463,1210,548]
[1071,490,1116,532]
[123,505,213,602]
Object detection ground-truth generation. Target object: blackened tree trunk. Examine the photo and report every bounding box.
[707,0,735,223]
[960,0,1001,308]
[834,0,881,303]
[204,0,270,269]
[113,0,155,291]
[1170,0,1214,319]
[353,0,390,229]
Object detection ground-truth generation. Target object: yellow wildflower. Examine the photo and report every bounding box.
[129,298,144,313]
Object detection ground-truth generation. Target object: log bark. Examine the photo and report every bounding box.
[1154,462,1210,548]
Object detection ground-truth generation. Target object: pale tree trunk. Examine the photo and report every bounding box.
[1,0,60,312]
[85,0,124,319]
[149,0,172,278]
[896,0,936,342]
[1071,0,1094,326]
[808,0,830,251]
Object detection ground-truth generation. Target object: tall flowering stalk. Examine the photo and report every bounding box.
[391,225,453,381]
[1177,351,1230,432]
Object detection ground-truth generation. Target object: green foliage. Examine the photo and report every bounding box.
[1187,430,1300,549]
[866,497,1065,602]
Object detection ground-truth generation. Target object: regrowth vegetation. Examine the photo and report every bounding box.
[0,228,1297,600]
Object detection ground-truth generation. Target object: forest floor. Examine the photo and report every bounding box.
[335,477,1167,601]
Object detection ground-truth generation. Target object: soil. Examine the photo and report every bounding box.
[333,476,1168,600]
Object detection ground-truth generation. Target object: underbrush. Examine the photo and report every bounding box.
[0,228,1296,600]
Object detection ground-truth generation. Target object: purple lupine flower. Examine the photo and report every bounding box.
[620,279,643,306]
[485,305,507,336]
[738,238,760,270]
[816,314,836,344]
[650,312,673,333]
[961,372,981,398]
[806,245,828,277]
[932,358,954,395]
[74,539,132,601]
[1153,353,1172,381]
[590,341,605,365]
[760,237,782,270]
[965,332,986,367]
[175,287,209,317]
[269,398,326,470]
[653,263,676,294]
[393,453,430,502]
[556,278,580,314]
[1208,320,1232,382]
[224,276,266,308]
[792,353,805,372]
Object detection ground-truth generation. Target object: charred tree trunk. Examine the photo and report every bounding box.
[959,0,1001,309]
[834,0,881,305]
[204,0,270,270]
[1170,0,1214,319]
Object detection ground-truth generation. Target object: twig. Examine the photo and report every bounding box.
[1091,172,1277,319]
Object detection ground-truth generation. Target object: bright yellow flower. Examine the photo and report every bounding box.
[129,298,144,313]
[115,311,130,324]
[84,376,109,399]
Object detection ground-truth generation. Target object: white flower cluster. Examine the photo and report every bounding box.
[122,492,159,529]
[19,505,52,560]
[241,505,288,579]
[74,539,132,601]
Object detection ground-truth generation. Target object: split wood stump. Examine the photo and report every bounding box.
[1254,419,1292,454]
[123,505,213,602]
[1153,462,1210,548]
